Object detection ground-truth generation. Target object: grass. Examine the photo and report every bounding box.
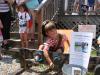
[87,50,97,75]
[91,50,97,57]
[87,72,94,75]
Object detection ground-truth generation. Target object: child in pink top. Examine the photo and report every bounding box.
[38,20,70,68]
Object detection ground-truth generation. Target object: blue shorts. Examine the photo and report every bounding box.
[88,0,95,7]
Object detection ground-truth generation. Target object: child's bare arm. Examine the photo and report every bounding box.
[38,44,53,65]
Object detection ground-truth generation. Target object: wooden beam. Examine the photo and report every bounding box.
[36,10,43,46]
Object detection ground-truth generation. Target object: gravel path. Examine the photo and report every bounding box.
[0,55,21,75]
[0,55,59,75]
[0,55,38,75]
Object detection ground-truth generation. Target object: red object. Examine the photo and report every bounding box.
[28,19,32,28]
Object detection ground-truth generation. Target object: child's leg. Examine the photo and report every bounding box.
[20,33,25,48]
[56,48,64,59]
[56,48,64,54]
[23,32,28,48]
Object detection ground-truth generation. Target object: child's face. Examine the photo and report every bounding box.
[46,29,57,38]
[19,6,24,12]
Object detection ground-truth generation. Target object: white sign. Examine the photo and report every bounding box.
[69,32,93,69]
[78,25,96,38]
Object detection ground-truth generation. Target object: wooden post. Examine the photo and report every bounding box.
[19,48,27,69]
[36,10,42,46]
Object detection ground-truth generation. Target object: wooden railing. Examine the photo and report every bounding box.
[34,0,61,46]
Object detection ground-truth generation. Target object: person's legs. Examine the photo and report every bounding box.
[0,11,11,49]
[54,48,65,63]
[28,27,34,42]
[53,49,63,61]
[88,6,94,15]
[20,33,25,48]
[23,32,28,48]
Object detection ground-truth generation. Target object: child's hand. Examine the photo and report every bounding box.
[49,62,54,69]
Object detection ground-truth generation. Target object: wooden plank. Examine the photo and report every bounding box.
[1,48,39,53]
[9,48,20,52]
[57,29,73,54]
[1,48,20,53]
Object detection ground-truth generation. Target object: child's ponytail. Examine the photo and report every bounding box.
[42,20,50,37]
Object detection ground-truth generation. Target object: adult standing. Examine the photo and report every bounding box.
[0,0,13,49]
[73,0,87,15]
[88,0,95,15]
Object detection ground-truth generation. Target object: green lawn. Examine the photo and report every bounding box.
[87,50,97,75]
[91,50,97,57]
[87,72,94,75]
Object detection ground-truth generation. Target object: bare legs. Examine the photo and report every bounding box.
[20,32,28,48]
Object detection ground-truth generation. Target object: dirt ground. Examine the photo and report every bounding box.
[0,55,62,75]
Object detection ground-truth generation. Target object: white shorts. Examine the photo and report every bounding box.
[19,27,27,33]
